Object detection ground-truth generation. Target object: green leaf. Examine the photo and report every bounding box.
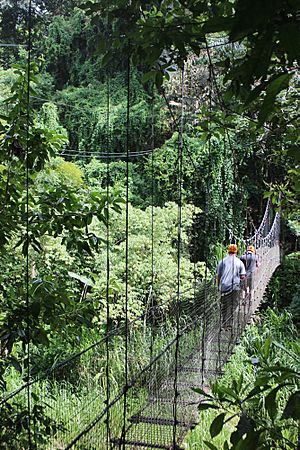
[9,356,22,373]
[282,391,300,420]
[203,441,218,450]
[262,334,271,358]
[31,392,39,402]
[30,301,41,318]
[243,384,270,401]
[210,412,226,438]
[258,73,293,125]
[68,271,94,287]
[155,71,164,89]
[223,442,230,450]
[235,430,261,450]
[198,402,219,411]
[217,384,239,401]
[237,373,243,393]
[273,340,300,359]
[192,387,212,397]
[142,71,157,84]
[265,384,286,420]
[279,23,300,64]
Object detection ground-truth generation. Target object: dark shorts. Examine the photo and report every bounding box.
[220,290,240,327]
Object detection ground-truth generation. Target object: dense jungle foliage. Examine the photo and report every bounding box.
[0,0,299,448]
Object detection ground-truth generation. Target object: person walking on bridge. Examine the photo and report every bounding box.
[216,244,246,329]
[240,245,259,299]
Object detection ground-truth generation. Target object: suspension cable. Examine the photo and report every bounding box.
[149,83,155,362]
[26,1,32,447]
[105,70,111,448]
[121,55,131,449]
[201,46,213,388]
[172,66,185,449]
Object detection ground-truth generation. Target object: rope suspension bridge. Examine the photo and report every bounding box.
[0,4,282,450]
[1,200,280,449]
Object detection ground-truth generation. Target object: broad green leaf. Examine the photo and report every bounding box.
[155,71,164,89]
[265,384,288,420]
[262,334,271,358]
[68,271,94,287]
[243,384,270,402]
[235,430,261,450]
[282,391,300,420]
[258,73,293,125]
[210,412,226,438]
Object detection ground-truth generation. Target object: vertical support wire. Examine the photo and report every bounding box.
[201,46,213,388]
[122,55,131,449]
[217,135,228,367]
[187,59,199,331]
[172,66,184,450]
[149,81,155,448]
[150,82,155,359]
[26,1,32,448]
[105,72,111,449]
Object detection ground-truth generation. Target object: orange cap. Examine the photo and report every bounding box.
[247,245,255,253]
[228,244,238,253]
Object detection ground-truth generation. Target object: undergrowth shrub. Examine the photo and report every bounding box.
[186,308,299,450]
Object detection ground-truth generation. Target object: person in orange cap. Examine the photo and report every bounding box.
[240,245,259,298]
[216,244,246,329]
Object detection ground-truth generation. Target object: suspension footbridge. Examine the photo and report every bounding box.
[1,200,280,450]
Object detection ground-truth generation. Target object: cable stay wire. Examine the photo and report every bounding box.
[25,1,33,448]
[105,64,111,447]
